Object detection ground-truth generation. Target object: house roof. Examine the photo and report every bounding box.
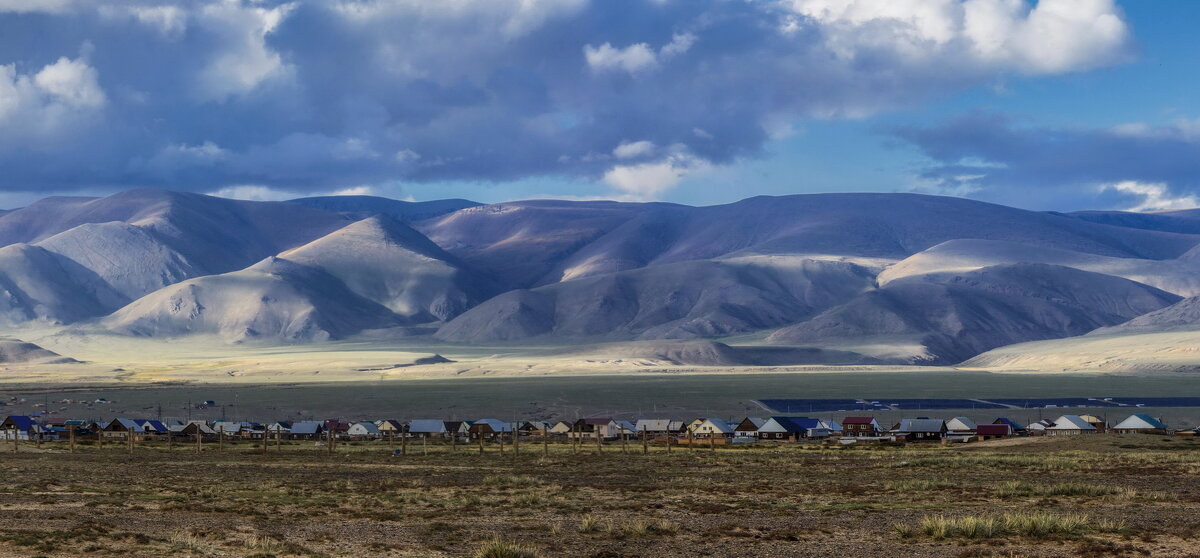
[695,418,733,433]
[993,417,1024,430]
[736,417,766,429]
[290,421,324,434]
[946,417,978,431]
[474,419,513,432]
[350,422,380,434]
[634,419,673,431]
[408,419,447,433]
[842,416,876,425]
[1049,415,1096,430]
[762,416,824,433]
[3,416,36,430]
[894,418,945,433]
[1113,414,1167,430]
[976,424,1010,436]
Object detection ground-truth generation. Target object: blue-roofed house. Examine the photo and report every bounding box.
[993,417,1025,433]
[758,417,831,440]
[891,418,947,441]
[2,416,37,440]
[1112,414,1168,434]
[100,418,143,439]
[347,421,381,439]
[289,421,325,440]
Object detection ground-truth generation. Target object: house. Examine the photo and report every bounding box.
[945,417,978,434]
[569,418,620,440]
[445,421,471,439]
[758,417,830,440]
[820,419,842,435]
[634,419,673,433]
[691,418,734,439]
[1,416,38,440]
[993,417,1025,434]
[1078,414,1107,432]
[469,419,513,439]
[181,422,218,439]
[1026,419,1053,435]
[323,420,350,438]
[1046,415,1097,436]
[100,418,143,439]
[734,417,766,438]
[1111,414,1168,434]
[408,419,447,438]
[548,420,573,436]
[975,424,1011,440]
[841,416,883,437]
[377,420,405,436]
[615,420,637,436]
[266,421,293,435]
[289,421,325,440]
[134,419,170,436]
[891,418,946,441]
[347,422,381,439]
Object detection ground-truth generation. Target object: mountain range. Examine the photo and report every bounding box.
[5,188,1200,366]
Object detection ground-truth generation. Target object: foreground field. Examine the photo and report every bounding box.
[1,436,1198,557]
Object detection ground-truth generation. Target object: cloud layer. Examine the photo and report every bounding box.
[892,112,1200,210]
[0,0,1133,199]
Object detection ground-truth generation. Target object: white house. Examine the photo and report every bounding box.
[1111,414,1167,433]
[945,417,978,433]
[347,422,381,438]
[1046,415,1097,435]
[691,418,734,438]
[408,419,447,437]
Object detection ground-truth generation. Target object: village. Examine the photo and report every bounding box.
[3,411,1196,451]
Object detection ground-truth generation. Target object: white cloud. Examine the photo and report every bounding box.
[602,152,710,200]
[33,56,106,108]
[0,53,106,144]
[584,32,699,74]
[330,185,374,196]
[1106,181,1199,212]
[0,0,72,13]
[196,2,293,101]
[789,0,1131,75]
[584,42,658,73]
[210,185,297,201]
[612,140,656,159]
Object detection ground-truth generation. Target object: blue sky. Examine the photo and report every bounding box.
[0,0,1196,211]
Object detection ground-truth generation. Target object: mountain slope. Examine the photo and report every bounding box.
[0,244,127,325]
[420,194,1200,289]
[278,216,489,322]
[0,189,352,274]
[104,257,400,343]
[767,263,1180,364]
[1087,297,1200,336]
[879,239,1200,296]
[35,222,202,300]
[435,256,875,343]
[288,195,479,222]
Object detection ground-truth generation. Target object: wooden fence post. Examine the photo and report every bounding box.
[195,430,201,453]
[543,428,548,456]
[69,426,76,453]
[219,428,225,451]
[621,426,627,454]
[127,430,134,454]
[478,431,484,455]
[423,434,428,456]
[512,424,519,457]
[11,427,17,452]
[595,429,602,453]
[401,429,408,456]
[688,428,694,452]
[499,431,505,455]
[327,429,334,456]
[641,428,647,455]
[451,430,457,452]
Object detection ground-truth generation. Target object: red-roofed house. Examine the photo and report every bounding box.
[975,424,1011,440]
[841,417,883,437]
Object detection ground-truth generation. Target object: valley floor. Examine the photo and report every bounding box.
[0,436,1197,557]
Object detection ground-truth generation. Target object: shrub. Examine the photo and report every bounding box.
[473,537,540,558]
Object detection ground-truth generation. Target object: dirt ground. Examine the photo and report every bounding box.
[0,434,1197,557]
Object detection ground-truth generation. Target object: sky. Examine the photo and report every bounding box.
[0,0,1197,211]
